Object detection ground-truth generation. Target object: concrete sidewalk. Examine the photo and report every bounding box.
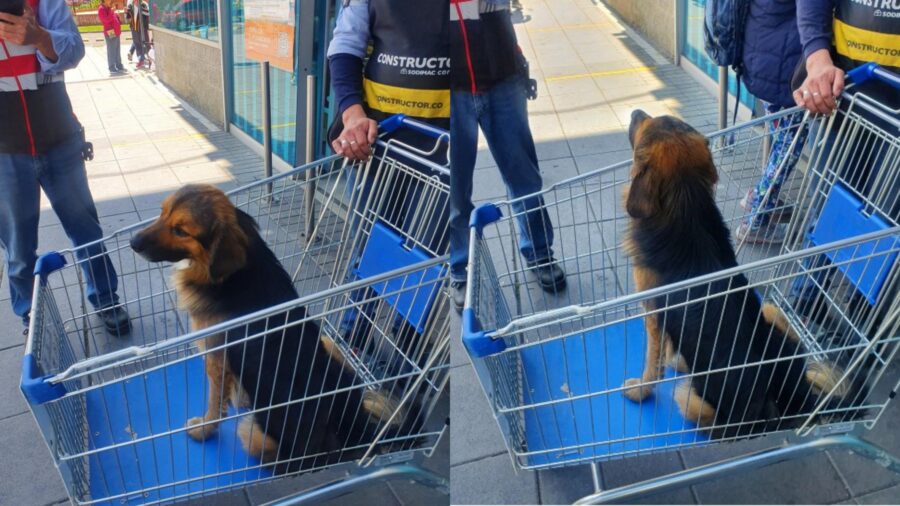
[0,45,447,506]
[449,0,900,504]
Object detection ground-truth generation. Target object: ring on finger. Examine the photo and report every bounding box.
[350,140,358,145]
[812,92,820,97]
[340,139,349,145]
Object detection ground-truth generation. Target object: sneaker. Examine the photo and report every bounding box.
[450,280,466,314]
[127,52,133,62]
[527,259,567,292]
[99,306,131,336]
[739,190,793,223]
[735,221,787,245]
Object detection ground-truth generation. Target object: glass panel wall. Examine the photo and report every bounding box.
[226,0,338,165]
[150,0,219,41]
[228,0,299,165]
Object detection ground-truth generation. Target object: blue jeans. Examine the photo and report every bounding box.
[0,132,119,325]
[449,75,554,281]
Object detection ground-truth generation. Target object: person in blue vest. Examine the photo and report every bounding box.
[734,0,809,245]
[327,0,450,161]
[326,0,449,354]
[0,0,131,337]
[789,0,899,328]
[448,0,566,312]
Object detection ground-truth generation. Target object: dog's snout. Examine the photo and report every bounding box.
[130,232,147,253]
[628,109,650,148]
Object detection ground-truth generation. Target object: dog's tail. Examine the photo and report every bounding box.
[270,364,427,475]
[771,349,870,429]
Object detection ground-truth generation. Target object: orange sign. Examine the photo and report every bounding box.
[244,20,294,72]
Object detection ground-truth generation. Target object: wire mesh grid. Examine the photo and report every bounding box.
[23,132,451,504]
[465,103,900,471]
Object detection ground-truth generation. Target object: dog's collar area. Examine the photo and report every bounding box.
[173,259,193,271]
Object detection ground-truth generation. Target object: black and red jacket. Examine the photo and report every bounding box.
[0,0,79,155]
[450,0,521,93]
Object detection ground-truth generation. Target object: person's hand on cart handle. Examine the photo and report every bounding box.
[0,6,58,63]
[333,104,377,161]
[794,49,845,115]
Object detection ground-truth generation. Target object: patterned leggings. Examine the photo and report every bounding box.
[744,104,810,228]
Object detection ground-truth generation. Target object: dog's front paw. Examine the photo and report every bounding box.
[186,416,218,441]
[623,378,652,401]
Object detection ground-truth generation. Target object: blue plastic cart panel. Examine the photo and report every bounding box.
[356,221,444,333]
[87,357,271,505]
[522,319,709,467]
[809,183,899,305]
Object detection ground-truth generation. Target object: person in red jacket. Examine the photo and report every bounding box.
[98,0,123,75]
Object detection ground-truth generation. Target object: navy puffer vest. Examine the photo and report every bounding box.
[742,0,802,108]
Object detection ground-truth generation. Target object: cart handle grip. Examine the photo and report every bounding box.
[378,114,449,141]
[847,63,900,90]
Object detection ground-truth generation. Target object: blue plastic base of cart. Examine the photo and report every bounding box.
[522,319,710,467]
[808,182,899,306]
[87,357,272,505]
[356,221,444,333]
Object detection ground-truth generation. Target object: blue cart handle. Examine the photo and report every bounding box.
[847,63,900,90]
[378,114,449,141]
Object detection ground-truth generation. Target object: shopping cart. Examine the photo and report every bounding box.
[463,64,900,503]
[20,116,451,505]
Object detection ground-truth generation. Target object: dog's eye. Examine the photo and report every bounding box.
[172,227,189,238]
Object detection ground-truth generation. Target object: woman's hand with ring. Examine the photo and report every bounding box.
[332,104,377,161]
[793,49,844,115]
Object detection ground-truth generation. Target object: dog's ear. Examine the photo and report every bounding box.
[626,162,659,219]
[207,221,248,283]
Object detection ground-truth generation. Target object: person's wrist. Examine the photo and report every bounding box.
[341,104,366,124]
[806,48,832,71]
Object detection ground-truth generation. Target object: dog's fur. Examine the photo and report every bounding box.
[620,110,864,438]
[131,184,407,471]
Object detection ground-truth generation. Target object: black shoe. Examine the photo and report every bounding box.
[527,259,567,292]
[99,306,131,336]
[450,280,466,314]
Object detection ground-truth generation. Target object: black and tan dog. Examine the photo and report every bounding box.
[620,110,864,438]
[130,184,405,471]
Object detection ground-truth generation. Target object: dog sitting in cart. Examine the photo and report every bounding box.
[131,184,413,472]
[620,110,870,438]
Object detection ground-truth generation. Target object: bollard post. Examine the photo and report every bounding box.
[261,60,273,198]
[304,74,317,244]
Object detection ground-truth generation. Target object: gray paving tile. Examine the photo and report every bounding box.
[598,451,697,504]
[245,467,400,506]
[829,403,900,496]
[0,413,69,506]
[538,464,596,504]
[183,489,251,505]
[681,436,852,504]
[567,131,630,158]
[450,363,509,465]
[388,414,450,506]
[0,301,25,350]
[450,316,468,369]
[450,454,539,505]
[0,346,27,420]
[856,483,900,504]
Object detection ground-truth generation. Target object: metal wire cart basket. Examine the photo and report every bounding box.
[463,64,900,503]
[20,117,451,505]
